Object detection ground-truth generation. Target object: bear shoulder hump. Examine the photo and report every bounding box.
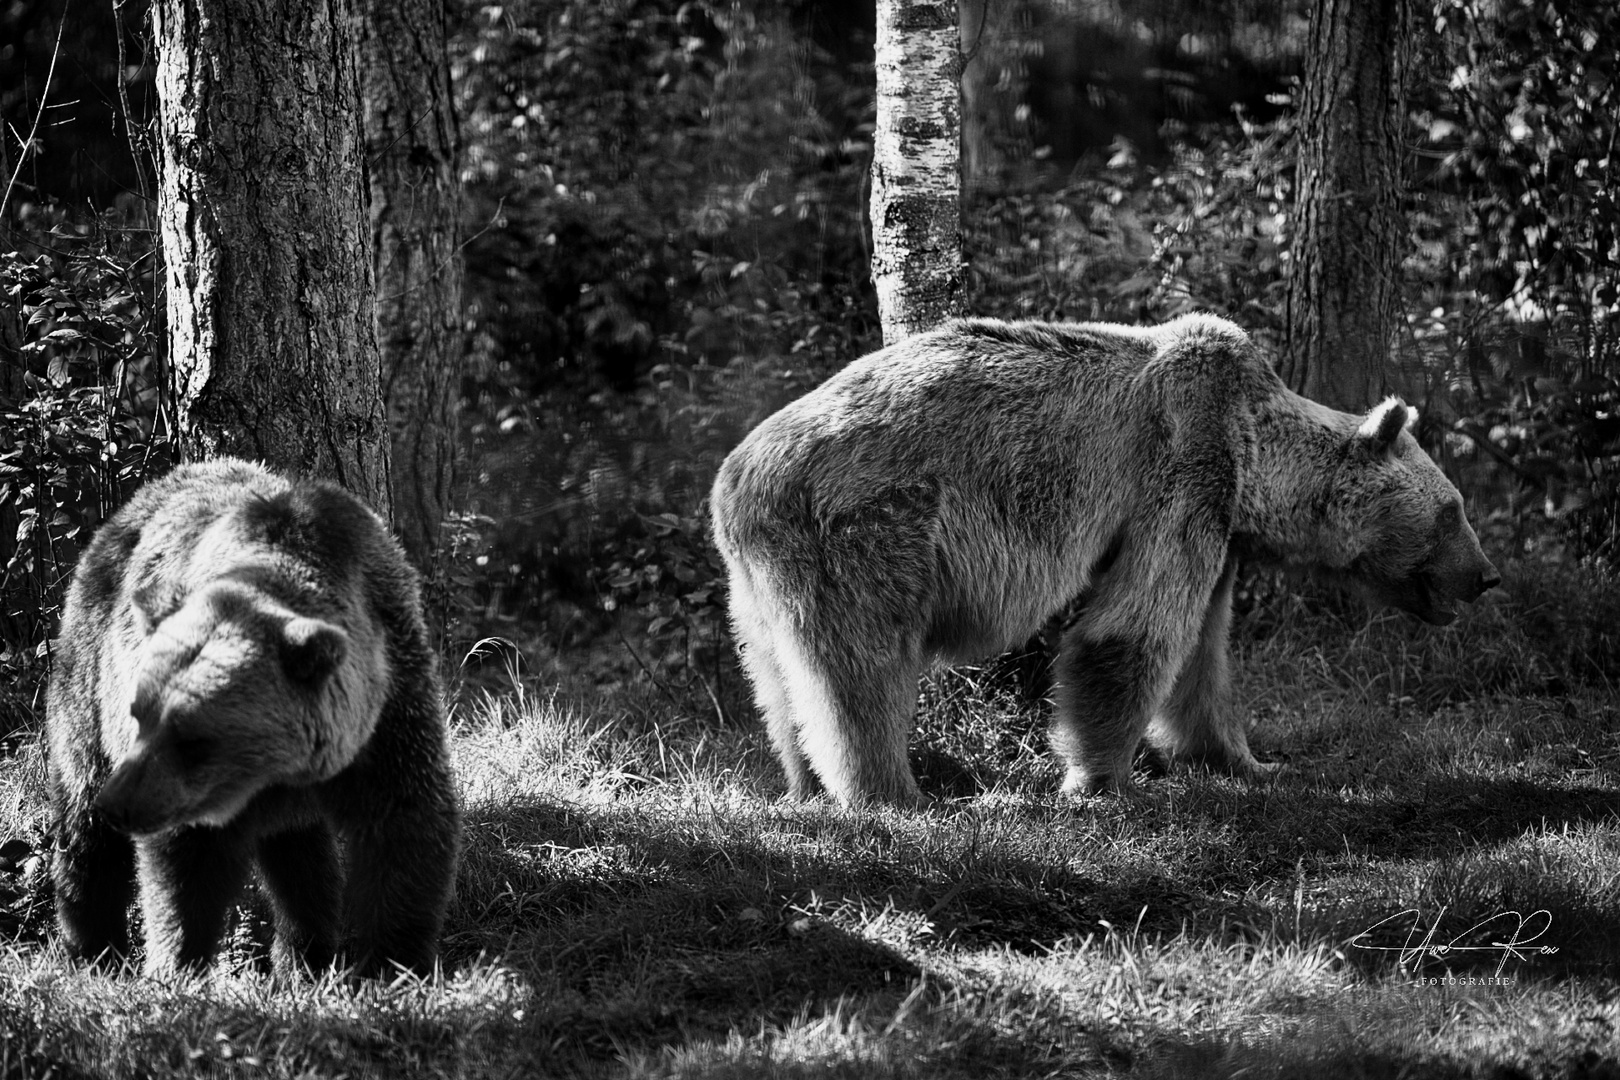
[1148,314,1272,388]
[241,479,376,553]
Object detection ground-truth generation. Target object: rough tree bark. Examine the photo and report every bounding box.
[958,0,1034,188]
[1282,0,1409,411]
[871,0,965,344]
[154,0,389,510]
[361,0,463,573]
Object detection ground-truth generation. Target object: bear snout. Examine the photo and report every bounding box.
[95,753,185,836]
[1442,556,1500,605]
[95,756,157,834]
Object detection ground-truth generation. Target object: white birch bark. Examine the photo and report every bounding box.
[871,0,965,344]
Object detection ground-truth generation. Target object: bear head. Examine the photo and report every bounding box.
[1329,398,1501,626]
[94,580,364,836]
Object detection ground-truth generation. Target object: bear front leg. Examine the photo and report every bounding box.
[1049,545,1220,795]
[135,825,253,976]
[1147,555,1277,780]
[50,780,135,967]
[342,808,458,977]
[1050,633,1169,794]
[334,744,460,978]
[257,823,344,977]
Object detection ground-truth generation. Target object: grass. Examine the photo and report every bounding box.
[1,554,1618,1078]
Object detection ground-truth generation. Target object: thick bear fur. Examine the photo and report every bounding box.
[47,458,460,978]
[711,314,1501,807]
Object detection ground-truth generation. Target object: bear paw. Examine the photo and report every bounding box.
[1233,758,1286,783]
[1059,766,1136,798]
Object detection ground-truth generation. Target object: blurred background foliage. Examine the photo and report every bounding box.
[1,0,1616,729]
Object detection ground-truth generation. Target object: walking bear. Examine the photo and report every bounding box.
[47,458,460,977]
[711,314,1500,806]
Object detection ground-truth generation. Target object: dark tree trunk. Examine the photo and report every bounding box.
[361,0,464,573]
[1282,0,1409,411]
[958,0,1034,188]
[871,0,965,344]
[154,0,388,509]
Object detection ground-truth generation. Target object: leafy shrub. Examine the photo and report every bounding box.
[1410,0,1620,561]
[0,207,168,730]
[597,505,733,715]
[451,0,880,659]
[964,112,1294,339]
[453,0,873,396]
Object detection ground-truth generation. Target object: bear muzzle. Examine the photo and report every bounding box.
[1410,558,1501,626]
[94,754,180,836]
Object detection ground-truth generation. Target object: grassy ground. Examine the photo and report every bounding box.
[1,556,1617,1078]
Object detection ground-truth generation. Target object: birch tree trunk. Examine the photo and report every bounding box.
[154,0,389,510]
[361,0,463,572]
[871,0,965,344]
[1281,0,1409,411]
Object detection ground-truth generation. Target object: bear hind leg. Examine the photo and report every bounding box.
[728,568,820,799]
[257,823,344,977]
[730,547,925,808]
[786,643,922,808]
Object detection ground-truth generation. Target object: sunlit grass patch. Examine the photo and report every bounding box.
[630,926,1620,1079]
[0,946,536,1078]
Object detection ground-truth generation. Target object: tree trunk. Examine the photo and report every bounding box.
[1282,0,1408,411]
[871,0,965,344]
[154,0,389,510]
[361,0,463,573]
[958,0,1034,188]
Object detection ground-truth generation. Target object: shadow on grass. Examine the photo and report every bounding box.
[439,770,1619,1071]
[444,795,1230,1069]
[449,769,1618,1001]
[1131,1040,1481,1080]
[444,797,912,1059]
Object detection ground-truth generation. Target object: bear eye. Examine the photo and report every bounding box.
[170,733,214,770]
[1438,502,1461,527]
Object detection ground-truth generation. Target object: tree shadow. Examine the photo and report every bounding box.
[442,795,1248,1066]
[442,784,1613,1072]
[1128,1039,1484,1080]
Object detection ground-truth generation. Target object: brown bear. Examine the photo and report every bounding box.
[711,314,1500,807]
[46,458,460,978]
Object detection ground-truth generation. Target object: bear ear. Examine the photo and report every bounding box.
[1353,397,1414,457]
[280,618,348,684]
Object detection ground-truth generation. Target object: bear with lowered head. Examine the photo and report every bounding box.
[47,458,460,978]
[711,314,1500,807]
